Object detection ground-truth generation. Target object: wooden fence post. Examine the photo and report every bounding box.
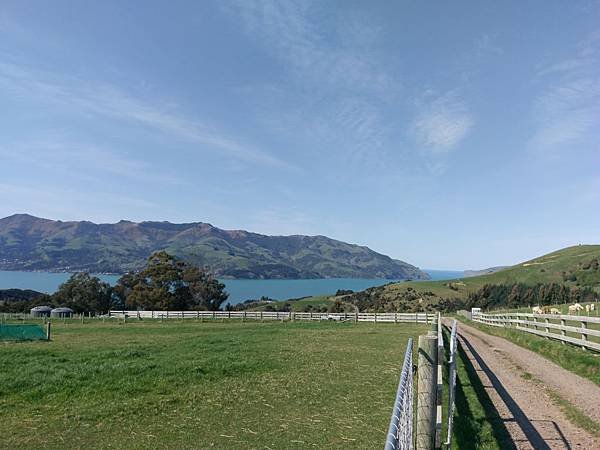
[544,317,549,339]
[581,320,587,350]
[560,318,566,344]
[417,334,438,450]
[46,322,52,341]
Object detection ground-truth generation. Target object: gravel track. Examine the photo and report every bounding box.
[454,321,599,449]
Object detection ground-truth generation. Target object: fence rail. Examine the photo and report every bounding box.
[108,310,435,323]
[445,320,458,448]
[435,313,443,448]
[385,338,414,450]
[472,312,600,352]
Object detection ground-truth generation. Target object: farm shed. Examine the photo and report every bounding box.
[51,307,74,318]
[30,306,52,318]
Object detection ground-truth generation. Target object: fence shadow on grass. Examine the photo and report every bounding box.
[460,336,571,450]
[453,339,516,450]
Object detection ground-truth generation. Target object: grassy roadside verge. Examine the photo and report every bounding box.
[456,317,599,386]
[442,326,513,449]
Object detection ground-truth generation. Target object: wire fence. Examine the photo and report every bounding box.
[445,320,458,448]
[385,337,414,450]
[384,314,459,450]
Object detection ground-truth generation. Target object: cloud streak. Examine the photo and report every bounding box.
[531,32,600,151]
[222,1,406,173]
[412,91,474,153]
[0,136,188,186]
[226,0,397,95]
[0,61,294,170]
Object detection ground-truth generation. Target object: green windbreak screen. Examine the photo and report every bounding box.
[0,324,47,341]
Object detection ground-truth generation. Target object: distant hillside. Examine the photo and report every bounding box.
[463,266,508,277]
[0,214,429,280]
[338,245,600,312]
[0,288,45,303]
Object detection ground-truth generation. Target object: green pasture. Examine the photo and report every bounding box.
[1,319,426,449]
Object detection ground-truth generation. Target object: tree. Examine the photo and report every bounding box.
[52,272,113,314]
[116,251,228,311]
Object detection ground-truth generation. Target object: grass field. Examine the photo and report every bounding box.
[1,319,428,449]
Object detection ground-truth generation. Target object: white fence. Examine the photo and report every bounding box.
[435,313,444,448]
[109,310,436,323]
[445,320,458,449]
[472,311,600,352]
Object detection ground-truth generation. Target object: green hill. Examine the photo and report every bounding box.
[0,214,428,280]
[348,245,600,311]
[263,245,600,313]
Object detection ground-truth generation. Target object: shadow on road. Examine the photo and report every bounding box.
[454,338,516,450]
[460,334,571,450]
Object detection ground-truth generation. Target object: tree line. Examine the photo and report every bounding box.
[465,282,598,311]
[0,252,228,314]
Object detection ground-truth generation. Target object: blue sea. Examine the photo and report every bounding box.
[0,269,463,305]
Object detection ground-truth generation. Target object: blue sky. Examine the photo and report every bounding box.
[1,1,599,270]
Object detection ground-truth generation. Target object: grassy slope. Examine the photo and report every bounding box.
[0,320,426,449]
[359,245,600,311]
[263,245,600,312]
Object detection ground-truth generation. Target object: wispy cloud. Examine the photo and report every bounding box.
[222,1,403,172]
[531,32,600,151]
[0,136,188,186]
[412,90,474,153]
[531,78,600,149]
[0,61,295,170]
[226,1,397,95]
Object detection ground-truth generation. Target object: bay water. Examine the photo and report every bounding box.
[0,269,463,305]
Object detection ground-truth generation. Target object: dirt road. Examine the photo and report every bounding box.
[453,320,599,449]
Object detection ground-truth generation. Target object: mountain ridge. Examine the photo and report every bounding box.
[0,214,429,280]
